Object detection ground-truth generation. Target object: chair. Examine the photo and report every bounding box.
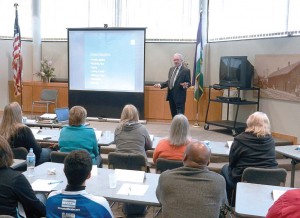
[155,158,183,174]
[50,151,69,163]
[108,152,148,172]
[108,152,148,215]
[32,89,58,114]
[241,167,287,186]
[12,147,28,171]
[12,147,28,160]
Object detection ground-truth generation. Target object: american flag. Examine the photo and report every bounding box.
[12,5,22,97]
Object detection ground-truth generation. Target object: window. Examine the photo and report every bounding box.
[208,0,300,42]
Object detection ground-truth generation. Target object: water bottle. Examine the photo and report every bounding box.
[26,148,36,177]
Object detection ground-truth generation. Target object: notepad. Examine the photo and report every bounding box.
[272,189,286,201]
[117,183,149,196]
[115,169,145,183]
[31,179,62,192]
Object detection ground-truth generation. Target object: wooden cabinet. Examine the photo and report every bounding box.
[144,86,222,122]
[9,81,68,113]
[8,81,222,121]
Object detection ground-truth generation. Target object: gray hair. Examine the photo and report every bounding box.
[245,111,271,137]
[168,114,190,146]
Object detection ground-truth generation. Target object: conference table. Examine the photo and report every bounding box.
[31,128,115,146]
[275,145,300,187]
[235,182,293,218]
[24,162,160,206]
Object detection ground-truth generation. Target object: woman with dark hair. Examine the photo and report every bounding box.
[59,106,101,166]
[221,111,278,203]
[0,102,51,165]
[114,104,152,160]
[0,135,46,217]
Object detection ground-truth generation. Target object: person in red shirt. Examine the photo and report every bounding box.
[153,114,192,163]
[266,189,300,218]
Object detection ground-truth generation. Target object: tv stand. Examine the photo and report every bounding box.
[204,85,260,136]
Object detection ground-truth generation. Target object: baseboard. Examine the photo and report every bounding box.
[272,132,297,145]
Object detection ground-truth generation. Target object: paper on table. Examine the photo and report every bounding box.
[40,113,57,119]
[150,134,154,141]
[95,130,102,141]
[226,141,233,149]
[91,165,98,176]
[34,134,52,140]
[117,183,149,196]
[115,169,145,183]
[26,119,37,124]
[31,179,63,192]
[30,128,40,135]
[272,189,286,201]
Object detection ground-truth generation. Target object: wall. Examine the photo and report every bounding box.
[208,37,300,141]
[1,37,300,141]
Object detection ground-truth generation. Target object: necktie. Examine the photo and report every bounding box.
[169,67,178,89]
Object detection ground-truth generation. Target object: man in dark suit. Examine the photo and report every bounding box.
[154,53,191,118]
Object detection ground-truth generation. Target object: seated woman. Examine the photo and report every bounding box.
[114,104,152,162]
[153,114,191,163]
[220,111,278,204]
[0,102,51,165]
[58,106,101,166]
[0,135,46,217]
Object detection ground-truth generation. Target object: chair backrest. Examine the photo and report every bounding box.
[40,89,58,101]
[242,167,287,186]
[12,147,28,160]
[156,158,183,174]
[108,152,147,172]
[50,151,69,163]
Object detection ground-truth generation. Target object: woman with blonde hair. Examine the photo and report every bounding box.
[0,102,50,165]
[114,104,152,160]
[153,114,191,163]
[221,111,278,205]
[59,106,101,166]
[0,135,46,217]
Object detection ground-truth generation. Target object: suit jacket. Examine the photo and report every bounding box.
[160,65,191,104]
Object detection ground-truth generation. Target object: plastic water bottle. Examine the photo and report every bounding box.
[26,148,36,177]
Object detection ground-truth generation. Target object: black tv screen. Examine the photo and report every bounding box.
[219,56,253,88]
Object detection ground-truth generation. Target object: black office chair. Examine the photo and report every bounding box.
[241,167,287,186]
[108,152,148,172]
[12,147,28,171]
[108,152,148,216]
[231,167,287,207]
[155,158,183,174]
[50,151,69,163]
[31,89,58,114]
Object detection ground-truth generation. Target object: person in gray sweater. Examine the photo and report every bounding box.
[156,141,228,218]
[114,104,152,161]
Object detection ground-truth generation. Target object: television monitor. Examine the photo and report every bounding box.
[219,56,254,88]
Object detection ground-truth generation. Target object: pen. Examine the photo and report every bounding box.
[48,181,63,185]
[128,186,131,195]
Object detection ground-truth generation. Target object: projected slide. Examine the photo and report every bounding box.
[69,29,145,92]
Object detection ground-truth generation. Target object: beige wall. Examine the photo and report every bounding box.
[1,37,300,141]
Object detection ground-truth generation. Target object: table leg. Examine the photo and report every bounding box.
[291,160,296,187]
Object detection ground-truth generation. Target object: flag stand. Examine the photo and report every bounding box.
[193,102,201,127]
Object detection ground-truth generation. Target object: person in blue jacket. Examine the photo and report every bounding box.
[59,106,101,166]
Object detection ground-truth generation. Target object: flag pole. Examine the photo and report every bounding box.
[13,3,23,108]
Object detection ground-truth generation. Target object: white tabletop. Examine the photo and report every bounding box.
[31,128,115,146]
[235,182,293,218]
[275,145,300,161]
[24,162,160,206]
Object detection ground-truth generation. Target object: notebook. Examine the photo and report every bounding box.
[55,108,69,123]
